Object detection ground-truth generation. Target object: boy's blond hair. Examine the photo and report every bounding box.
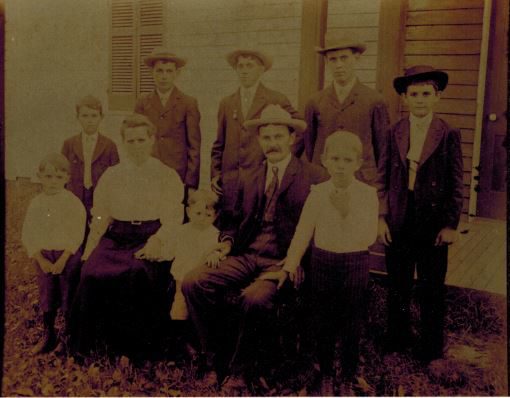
[76,95,103,116]
[120,113,156,139]
[38,153,70,174]
[323,131,363,159]
[187,189,220,212]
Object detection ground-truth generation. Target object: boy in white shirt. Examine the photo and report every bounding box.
[22,154,86,354]
[276,131,378,394]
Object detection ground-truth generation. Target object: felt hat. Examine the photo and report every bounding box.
[226,49,273,71]
[315,31,367,54]
[393,65,449,94]
[244,104,306,133]
[143,47,187,68]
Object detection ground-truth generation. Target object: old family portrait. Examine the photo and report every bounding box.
[3,0,507,396]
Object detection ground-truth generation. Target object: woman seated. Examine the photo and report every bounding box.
[69,114,184,358]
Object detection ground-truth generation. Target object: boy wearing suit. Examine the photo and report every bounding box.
[210,49,300,212]
[304,32,389,187]
[184,105,326,393]
[377,66,464,362]
[135,47,201,191]
[61,96,119,220]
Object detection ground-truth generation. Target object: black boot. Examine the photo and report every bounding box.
[33,311,57,354]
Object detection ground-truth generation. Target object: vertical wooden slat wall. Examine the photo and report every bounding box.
[402,0,485,215]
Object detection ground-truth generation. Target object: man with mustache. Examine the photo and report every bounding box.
[183,105,327,393]
[303,32,390,188]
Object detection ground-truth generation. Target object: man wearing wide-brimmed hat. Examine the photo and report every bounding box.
[377,65,463,362]
[210,48,300,214]
[135,47,201,192]
[184,105,326,393]
[304,31,389,188]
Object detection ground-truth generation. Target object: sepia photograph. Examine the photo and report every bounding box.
[2,0,507,396]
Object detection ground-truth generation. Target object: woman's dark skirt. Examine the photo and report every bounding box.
[69,220,173,357]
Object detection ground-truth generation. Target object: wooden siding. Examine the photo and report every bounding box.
[402,0,485,215]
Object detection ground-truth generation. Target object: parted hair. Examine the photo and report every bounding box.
[120,113,156,139]
[38,153,70,174]
[187,189,220,212]
[75,95,103,116]
[323,130,363,159]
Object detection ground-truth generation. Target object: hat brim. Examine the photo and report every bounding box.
[226,50,273,71]
[244,117,306,133]
[393,71,448,94]
[144,55,187,68]
[315,43,367,55]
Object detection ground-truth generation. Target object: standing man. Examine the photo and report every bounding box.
[135,47,201,192]
[184,105,326,393]
[304,32,390,186]
[210,49,300,213]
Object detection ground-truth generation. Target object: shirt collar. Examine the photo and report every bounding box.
[240,81,260,98]
[81,132,98,143]
[157,87,173,102]
[333,77,357,100]
[266,153,292,180]
[409,112,433,130]
[326,176,357,192]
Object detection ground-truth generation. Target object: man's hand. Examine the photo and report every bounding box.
[258,270,288,289]
[329,189,350,218]
[435,227,458,246]
[288,266,305,289]
[378,217,392,246]
[211,175,223,196]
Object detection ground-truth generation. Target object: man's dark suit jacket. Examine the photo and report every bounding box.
[378,116,464,234]
[304,81,390,186]
[220,156,328,258]
[135,87,201,188]
[61,133,119,201]
[211,83,300,210]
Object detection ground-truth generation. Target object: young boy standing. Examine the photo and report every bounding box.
[279,131,378,395]
[22,154,86,353]
[61,95,119,220]
[377,66,464,361]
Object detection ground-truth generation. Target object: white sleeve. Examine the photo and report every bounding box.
[345,186,378,250]
[283,189,318,272]
[21,199,40,257]
[85,171,113,253]
[153,168,184,242]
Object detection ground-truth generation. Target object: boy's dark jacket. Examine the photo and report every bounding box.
[378,116,464,233]
[61,133,119,200]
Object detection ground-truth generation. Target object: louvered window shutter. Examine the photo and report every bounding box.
[109,0,165,111]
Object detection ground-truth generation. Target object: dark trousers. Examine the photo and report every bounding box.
[182,253,282,374]
[36,249,82,316]
[309,246,369,378]
[385,191,448,356]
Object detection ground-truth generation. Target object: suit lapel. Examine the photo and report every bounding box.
[91,134,107,163]
[233,89,244,123]
[325,84,340,110]
[246,84,268,120]
[418,117,445,167]
[149,90,164,113]
[396,119,410,165]
[339,81,359,112]
[71,134,84,161]
[277,156,298,196]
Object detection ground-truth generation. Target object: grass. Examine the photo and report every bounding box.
[3,180,508,396]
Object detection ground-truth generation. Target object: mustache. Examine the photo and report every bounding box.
[265,147,281,153]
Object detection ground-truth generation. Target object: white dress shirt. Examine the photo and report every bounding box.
[22,190,86,257]
[88,157,184,247]
[333,77,357,104]
[161,223,219,280]
[82,132,98,189]
[240,81,260,118]
[265,153,292,191]
[407,112,433,190]
[157,87,174,107]
[284,178,378,272]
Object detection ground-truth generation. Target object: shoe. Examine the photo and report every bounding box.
[221,374,248,395]
[319,375,335,397]
[32,329,57,354]
[196,352,218,387]
[338,380,355,396]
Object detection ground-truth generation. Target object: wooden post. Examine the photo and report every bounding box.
[297,0,328,113]
[375,0,408,123]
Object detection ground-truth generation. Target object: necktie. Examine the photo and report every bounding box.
[84,136,94,189]
[241,89,251,118]
[263,166,279,222]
